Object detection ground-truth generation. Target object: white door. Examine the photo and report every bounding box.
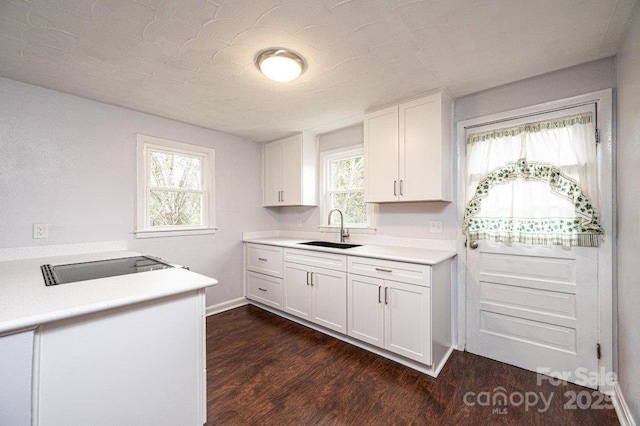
[384,280,432,364]
[464,104,601,388]
[311,268,347,334]
[347,274,384,347]
[283,263,312,320]
[364,105,399,202]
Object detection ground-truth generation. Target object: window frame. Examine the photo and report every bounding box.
[319,145,376,233]
[135,134,216,238]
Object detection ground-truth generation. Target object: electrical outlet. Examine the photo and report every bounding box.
[33,223,49,239]
[428,220,443,234]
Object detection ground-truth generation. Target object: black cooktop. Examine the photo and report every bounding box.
[41,256,174,286]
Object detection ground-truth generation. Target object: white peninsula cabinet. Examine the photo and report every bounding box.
[0,330,34,426]
[0,251,216,426]
[244,241,454,377]
[364,90,452,203]
[263,132,318,207]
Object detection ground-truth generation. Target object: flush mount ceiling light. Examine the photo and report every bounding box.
[256,48,306,83]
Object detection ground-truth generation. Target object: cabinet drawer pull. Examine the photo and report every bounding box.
[400,179,403,196]
[378,286,382,303]
[306,271,310,286]
[258,257,268,262]
[258,287,268,292]
[375,267,393,273]
[393,180,397,196]
[310,272,314,287]
[384,287,389,305]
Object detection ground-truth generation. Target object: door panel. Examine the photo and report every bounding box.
[399,94,441,201]
[467,242,598,388]
[384,281,432,365]
[263,141,282,206]
[364,106,399,202]
[347,274,384,347]
[282,135,302,205]
[283,263,312,320]
[312,268,347,334]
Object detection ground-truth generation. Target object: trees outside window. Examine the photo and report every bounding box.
[322,146,372,228]
[136,135,216,238]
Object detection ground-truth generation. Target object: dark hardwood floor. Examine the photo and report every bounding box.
[205,305,618,425]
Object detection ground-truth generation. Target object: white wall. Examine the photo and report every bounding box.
[454,57,616,123]
[0,77,279,308]
[615,7,640,423]
[276,124,458,240]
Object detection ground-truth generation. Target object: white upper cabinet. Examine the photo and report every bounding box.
[364,90,452,203]
[263,133,318,207]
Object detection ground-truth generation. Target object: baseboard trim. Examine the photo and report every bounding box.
[612,381,637,426]
[205,297,248,316]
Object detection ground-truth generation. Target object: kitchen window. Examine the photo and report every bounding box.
[320,145,375,231]
[135,134,216,238]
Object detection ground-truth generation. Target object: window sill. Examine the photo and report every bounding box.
[318,225,376,235]
[134,227,218,239]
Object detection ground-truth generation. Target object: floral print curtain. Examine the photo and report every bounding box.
[463,111,603,247]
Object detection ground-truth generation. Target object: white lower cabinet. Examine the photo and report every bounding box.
[283,262,347,334]
[244,243,453,375]
[0,330,34,426]
[37,291,206,426]
[348,275,432,365]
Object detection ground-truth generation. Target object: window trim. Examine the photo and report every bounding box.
[319,145,376,233]
[135,134,216,238]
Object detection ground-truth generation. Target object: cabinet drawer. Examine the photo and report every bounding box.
[246,244,283,278]
[284,248,347,272]
[247,271,283,309]
[348,257,431,287]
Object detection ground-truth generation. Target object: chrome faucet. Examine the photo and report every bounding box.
[328,209,350,243]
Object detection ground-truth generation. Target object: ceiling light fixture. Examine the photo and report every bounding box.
[256,48,306,83]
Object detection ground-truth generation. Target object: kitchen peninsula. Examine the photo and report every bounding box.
[0,250,217,426]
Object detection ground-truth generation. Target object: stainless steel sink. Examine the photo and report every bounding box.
[298,241,362,249]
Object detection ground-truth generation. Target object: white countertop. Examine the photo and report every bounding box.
[0,250,217,335]
[243,237,457,265]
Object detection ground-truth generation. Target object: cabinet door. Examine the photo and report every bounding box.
[263,140,282,206]
[384,281,432,365]
[283,263,312,320]
[38,292,205,426]
[347,274,384,347]
[364,105,399,203]
[311,268,347,334]
[281,134,302,206]
[399,94,442,201]
[0,330,33,426]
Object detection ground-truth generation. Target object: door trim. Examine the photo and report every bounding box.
[455,89,615,392]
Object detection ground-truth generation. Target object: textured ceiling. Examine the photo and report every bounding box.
[0,0,637,142]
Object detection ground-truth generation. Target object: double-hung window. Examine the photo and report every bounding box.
[321,145,374,230]
[136,134,216,238]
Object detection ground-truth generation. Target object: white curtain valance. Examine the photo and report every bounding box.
[463,111,603,247]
